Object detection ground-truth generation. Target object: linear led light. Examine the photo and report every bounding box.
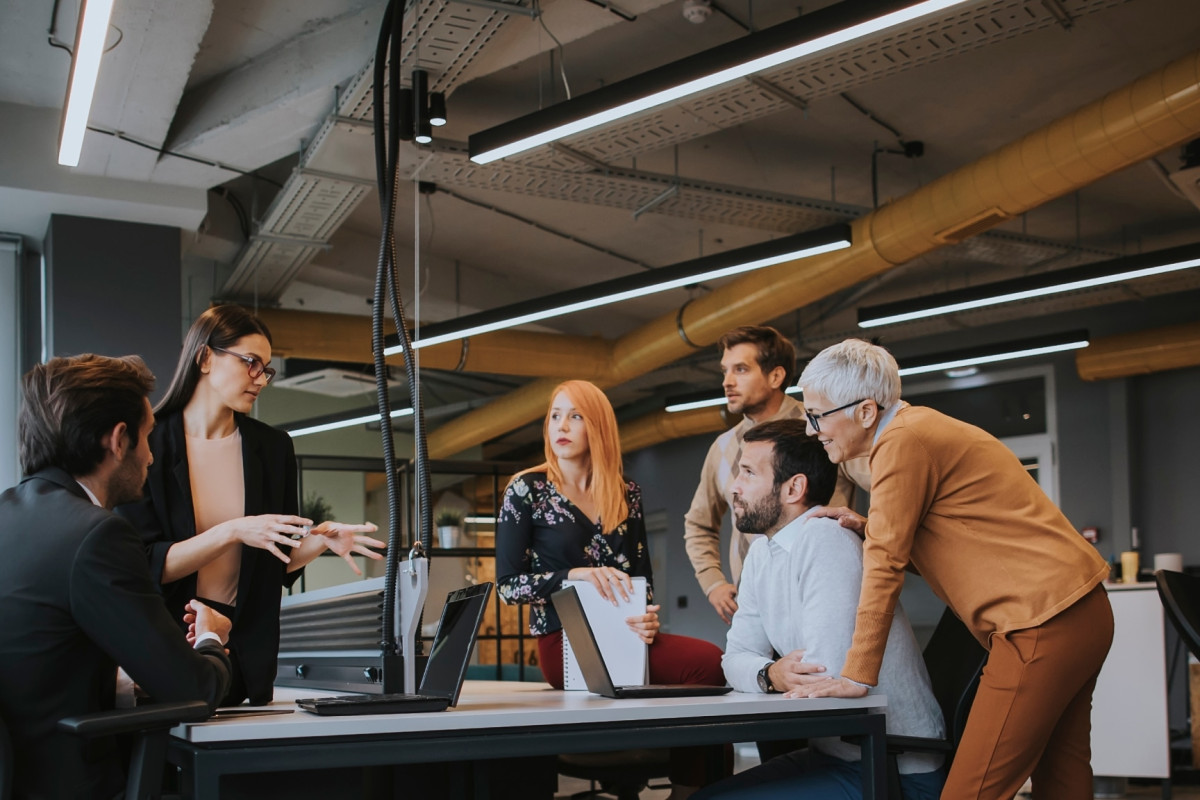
[464,516,496,525]
[385,224,851,356]
[665,332,1089,411]
[858,242,1200,329]
[469,0,973,164]
[895,331,1090,377]
[285,407,414,438]
[58,0,117,167]
[665,386,802,413]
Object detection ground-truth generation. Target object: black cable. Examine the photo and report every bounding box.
[211,188,250,240]
[85,125,285,189]
[373,0,402,657]
[373,0,434,663]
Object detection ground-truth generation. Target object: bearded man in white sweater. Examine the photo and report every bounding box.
[695,419,946,800]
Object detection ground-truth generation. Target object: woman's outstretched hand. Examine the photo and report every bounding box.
[226,514,312,563]
[311,521,385,575]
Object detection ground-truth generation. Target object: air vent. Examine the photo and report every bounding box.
[274,368,391,397]
[934,208,1012,244]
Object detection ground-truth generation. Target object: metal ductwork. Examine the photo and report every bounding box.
[426,48,1200,458]
[1076,321,1200,381]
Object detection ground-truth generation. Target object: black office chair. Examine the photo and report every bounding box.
[0,701,210,800]
[1156,569,1200,660]
[557,748,671,800]
[884,607,988,799]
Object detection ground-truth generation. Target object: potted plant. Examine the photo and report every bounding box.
[302,492,334,524]
[434,509,465,548]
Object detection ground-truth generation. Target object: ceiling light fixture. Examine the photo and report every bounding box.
[469,0,973,164]
[895,330,1090,377]
[429,92,448,127]
[58,0,117,167]
[385,223,851,355]
[665,385,802,413]
[284,407,414,438]
[858,242,1200,328]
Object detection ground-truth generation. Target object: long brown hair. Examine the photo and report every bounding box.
[155,305,273,417]
[515,380,628,534]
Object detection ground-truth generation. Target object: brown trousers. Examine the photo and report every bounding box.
[942,584,1114,800]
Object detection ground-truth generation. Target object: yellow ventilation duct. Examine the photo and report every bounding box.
[256,308,613,380]
[1076,321,1200,381]
[427,48,1200,458]
[620,406,737,453]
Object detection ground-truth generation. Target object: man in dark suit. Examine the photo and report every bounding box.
[0,354,232,800]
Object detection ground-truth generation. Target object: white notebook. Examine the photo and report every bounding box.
[561,578,649,690]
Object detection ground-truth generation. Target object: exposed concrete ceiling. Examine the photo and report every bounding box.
[1,0,1199,454]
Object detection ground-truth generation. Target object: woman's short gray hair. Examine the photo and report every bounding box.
[799,339,902,409]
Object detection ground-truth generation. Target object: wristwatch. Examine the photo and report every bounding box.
[757,661,777,693]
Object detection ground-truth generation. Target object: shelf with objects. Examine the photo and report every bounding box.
[289,455,541,685]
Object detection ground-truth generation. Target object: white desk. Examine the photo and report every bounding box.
[169,682,888,799]
[1091,583,1171,782]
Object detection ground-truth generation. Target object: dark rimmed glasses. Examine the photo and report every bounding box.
[805,398,869,433]
[211,346,277,384]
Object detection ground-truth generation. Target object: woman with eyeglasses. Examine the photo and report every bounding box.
[118,305,384,705]
[792,339,1112,800]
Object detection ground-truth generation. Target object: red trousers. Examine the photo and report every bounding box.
[943,584,1113,799]
[535,629,726,690]
[536,629,729,786]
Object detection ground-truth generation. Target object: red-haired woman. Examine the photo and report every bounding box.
[497,380,728,794]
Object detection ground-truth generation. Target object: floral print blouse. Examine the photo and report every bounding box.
[495,472,654,636]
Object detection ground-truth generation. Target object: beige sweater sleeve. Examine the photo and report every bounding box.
[684,437,730,596]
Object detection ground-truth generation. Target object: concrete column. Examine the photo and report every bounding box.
[43,215,182,401]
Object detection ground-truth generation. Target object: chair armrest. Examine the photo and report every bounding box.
[884,735,954,755]
[58,701,211,738]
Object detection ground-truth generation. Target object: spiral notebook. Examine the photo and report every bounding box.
[560,578,648,690]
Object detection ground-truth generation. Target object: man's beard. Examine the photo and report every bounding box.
[107,458,145,508]
[732,490,782,535]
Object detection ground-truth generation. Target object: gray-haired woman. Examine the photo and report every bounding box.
[794,338,1111,800]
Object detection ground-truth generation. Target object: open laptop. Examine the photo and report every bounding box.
[297,582,493,715]
[551,586,732,699]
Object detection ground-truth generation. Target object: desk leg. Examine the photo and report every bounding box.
[858,715,886,800]
[179,753,221,800]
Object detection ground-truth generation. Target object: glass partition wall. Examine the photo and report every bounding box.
[295,456,539,681]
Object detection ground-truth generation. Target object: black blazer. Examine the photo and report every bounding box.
[0,469,230,800]
[117,411,300,705]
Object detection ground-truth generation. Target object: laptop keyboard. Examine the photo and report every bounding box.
[297,693,451,716]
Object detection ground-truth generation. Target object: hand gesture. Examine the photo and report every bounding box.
[626,604,661,644]
[769,649,827,692]
[707,583,738,624]
[784,676,869,700]
[810,506,867,536]
[227,514,312,563]
[311,521,386,575]
[184,599,232,646]
[567,566,633,606]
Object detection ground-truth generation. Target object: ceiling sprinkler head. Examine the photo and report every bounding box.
[682,0,712,24]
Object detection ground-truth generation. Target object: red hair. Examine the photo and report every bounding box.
[515,380,628,534]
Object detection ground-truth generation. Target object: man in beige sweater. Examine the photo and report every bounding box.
[683,326,869,623]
